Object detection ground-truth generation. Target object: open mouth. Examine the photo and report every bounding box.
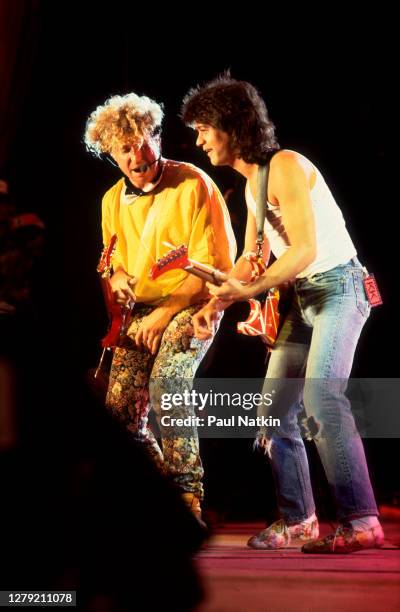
[131,164,149,173]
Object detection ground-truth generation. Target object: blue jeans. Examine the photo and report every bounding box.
[258,258,378,524]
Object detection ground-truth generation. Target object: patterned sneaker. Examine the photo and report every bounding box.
[301,523,385,554]
[247,516,319,550]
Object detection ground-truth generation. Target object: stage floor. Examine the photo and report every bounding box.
[195,513,400,611]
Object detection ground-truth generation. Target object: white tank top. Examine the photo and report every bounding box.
[245,160,357,278]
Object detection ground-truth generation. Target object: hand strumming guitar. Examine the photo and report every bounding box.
[109,269,137,307]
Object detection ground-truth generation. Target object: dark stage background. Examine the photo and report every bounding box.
[2,4,397,522]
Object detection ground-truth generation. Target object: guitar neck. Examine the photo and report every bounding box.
[185,259,227,286]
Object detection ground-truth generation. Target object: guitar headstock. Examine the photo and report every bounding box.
[149,245,189,280]
[97,234,118,276]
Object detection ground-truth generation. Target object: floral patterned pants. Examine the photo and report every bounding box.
[105,302,215,499]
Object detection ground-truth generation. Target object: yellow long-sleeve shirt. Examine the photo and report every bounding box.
[102,159,237,305]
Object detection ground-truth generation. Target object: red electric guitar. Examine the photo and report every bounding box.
[94,235,135,378]
[150,245,280,348]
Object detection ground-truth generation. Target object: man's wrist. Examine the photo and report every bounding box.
[210,297,232,312]
[155,300,185,318]
[113,267,128,278]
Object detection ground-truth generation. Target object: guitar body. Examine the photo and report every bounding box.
[236,252,280,349]
[100,301,130,348]
[94,235,135,378]
[237,291,280,348]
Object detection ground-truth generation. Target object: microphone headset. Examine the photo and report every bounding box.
[102,126,163,195]
[103,125,162,171]
[131,155,161,174]
[103,153,162,173]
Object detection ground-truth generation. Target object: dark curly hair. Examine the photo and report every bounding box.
[180,73,279,164]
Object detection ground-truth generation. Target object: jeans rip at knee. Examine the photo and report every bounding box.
[299,415,322,441]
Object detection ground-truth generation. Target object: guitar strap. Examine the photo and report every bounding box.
[256,164,268,258]
[236,152,280,349]
[255,151,278,257]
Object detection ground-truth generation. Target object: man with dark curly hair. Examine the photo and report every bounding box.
[84,92,236,525]
[181,74,384,553]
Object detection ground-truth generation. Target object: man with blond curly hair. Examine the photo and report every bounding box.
[84,92,236,524]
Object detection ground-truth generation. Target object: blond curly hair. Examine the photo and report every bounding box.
[84,93,164,156]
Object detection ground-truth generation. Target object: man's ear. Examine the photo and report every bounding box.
[152,125,162,138]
